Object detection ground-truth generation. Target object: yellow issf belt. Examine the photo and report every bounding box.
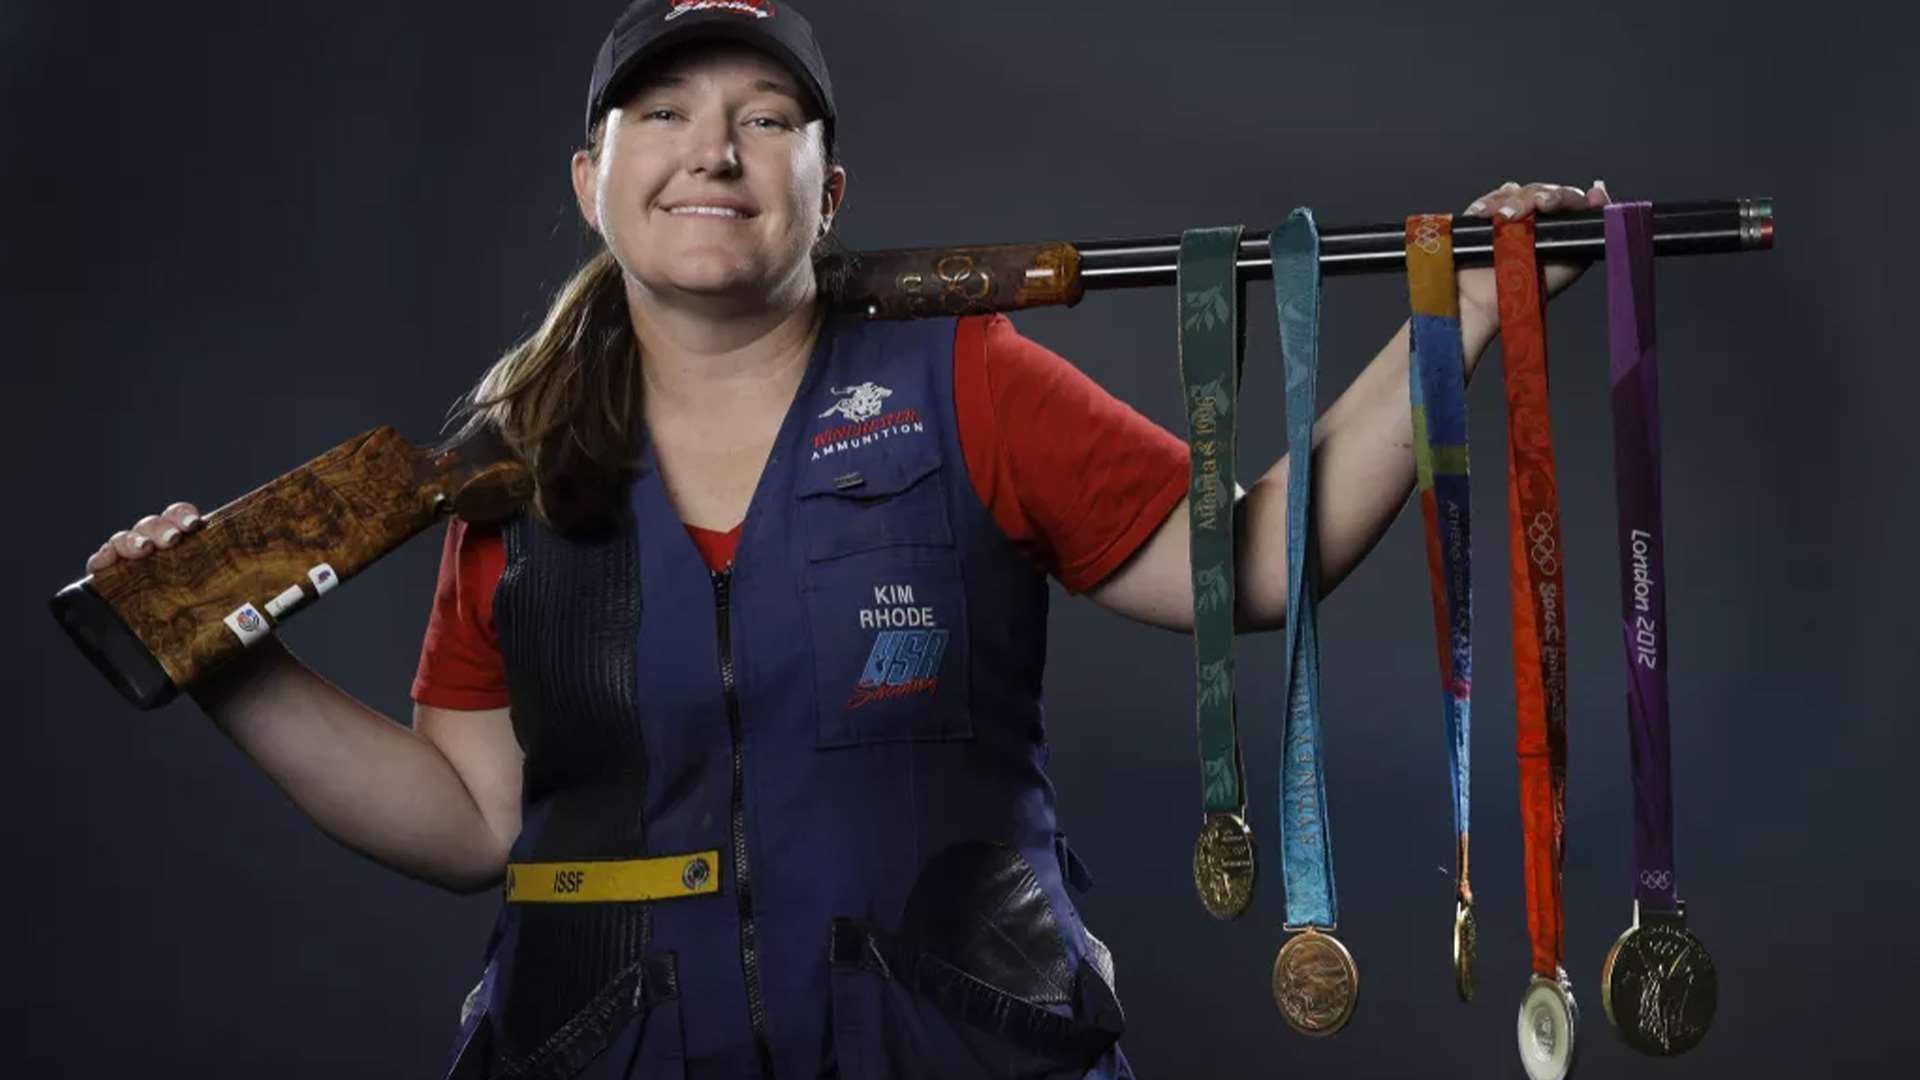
[505,851,721,903]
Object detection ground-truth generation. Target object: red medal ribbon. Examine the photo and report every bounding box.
[1495,218,1572,979]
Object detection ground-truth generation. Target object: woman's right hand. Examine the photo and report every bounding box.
[85,501,205,572]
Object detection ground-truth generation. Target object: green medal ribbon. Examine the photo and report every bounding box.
[1178,226,1256,920]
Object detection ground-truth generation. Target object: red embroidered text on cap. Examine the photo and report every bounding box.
[667,0,776,21]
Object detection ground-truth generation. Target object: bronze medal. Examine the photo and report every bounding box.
[1601,908,1717,1057]
[1192,812,1256,920]
[1272,928,1359,1036]
[1517,972,1579,1080]
[1453,897,1476,1003]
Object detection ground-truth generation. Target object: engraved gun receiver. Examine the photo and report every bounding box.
[821,241,1083,319]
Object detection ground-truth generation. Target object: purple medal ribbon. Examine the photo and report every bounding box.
[1604,202,1678,911]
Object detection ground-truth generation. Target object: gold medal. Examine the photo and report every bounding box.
[1272,928,1359,1036]
[1453,897,1476,1003]
[1452,833,1474,1002]
[1601,904,1717,1057]
[1191,812,1255,920]
[1517,971,1579,1080]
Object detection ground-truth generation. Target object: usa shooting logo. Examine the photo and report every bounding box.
[847,584,949,709]
[812,382,926,462]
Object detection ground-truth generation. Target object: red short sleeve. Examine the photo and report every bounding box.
[953,314,1190,593]
[411,518,511,710]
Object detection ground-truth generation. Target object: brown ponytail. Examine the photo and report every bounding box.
[442,246,639,537]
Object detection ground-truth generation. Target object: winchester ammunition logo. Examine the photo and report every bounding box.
[820,382,892,422]
[811,383,925,461]
[666,0,774,21]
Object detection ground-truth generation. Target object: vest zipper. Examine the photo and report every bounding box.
[713,566,775,1077]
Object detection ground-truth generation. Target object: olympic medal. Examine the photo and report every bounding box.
[1453,898,1477,1003]
[1601,918,1717,1057]
[1516,973,1579,1080]
[1272,929,1359,1036]
[1192,812,1256,920]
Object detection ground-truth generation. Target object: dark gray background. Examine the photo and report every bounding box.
[8,0,1914,1075]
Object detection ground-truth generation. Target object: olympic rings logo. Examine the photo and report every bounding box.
[1639,870,1673,891]
[893,254,997,316]
[1527,511,1559,575]
[1412,216,1447,256]
[934,254,993,309]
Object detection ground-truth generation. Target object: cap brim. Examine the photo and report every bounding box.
[594,19,833,137]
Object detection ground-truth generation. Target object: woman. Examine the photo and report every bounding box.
[84,1,1609,1076]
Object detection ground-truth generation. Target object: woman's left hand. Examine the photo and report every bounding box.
[1454,179,1611,326]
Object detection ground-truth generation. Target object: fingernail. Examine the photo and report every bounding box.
[1466,201,1486,215]
[132,534,151,549]
[1499,205,1518,219]
[1533,190,1552,204]
[159,527,180,544]
[1593,178,1608,193]
[182,513,201,528]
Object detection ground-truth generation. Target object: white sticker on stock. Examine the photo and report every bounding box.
[223,603,270,646]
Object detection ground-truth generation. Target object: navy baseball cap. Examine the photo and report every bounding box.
[585,1,836,147]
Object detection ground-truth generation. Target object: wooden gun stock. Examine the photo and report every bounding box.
[51,426,530,709]
[820,241,1083,320]
[47,238,1085,712]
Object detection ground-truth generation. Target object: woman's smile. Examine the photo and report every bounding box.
[660,198,758,220]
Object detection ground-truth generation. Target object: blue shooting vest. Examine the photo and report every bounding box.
[446,315,1129,1080]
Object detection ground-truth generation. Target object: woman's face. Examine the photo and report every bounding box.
[571,43,844,307]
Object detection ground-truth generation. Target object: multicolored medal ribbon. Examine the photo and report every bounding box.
[1491,216,1580,1080]
[1597,201,1719,1057]
[1404,214,1478,1005]
[1268,209,1358,1037]
[1178,226,1257,921]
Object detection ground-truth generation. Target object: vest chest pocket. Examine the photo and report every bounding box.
[799,456,973,748]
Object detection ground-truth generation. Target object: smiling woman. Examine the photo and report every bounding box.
[449,33,850,537]
[397,2,1167,1075]
[78,0,1610,1077]
[580,53,838,307]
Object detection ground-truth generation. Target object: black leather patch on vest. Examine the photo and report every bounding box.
[496,510,645,812]
[901,842,1074,1006]
[491,507,655,1068]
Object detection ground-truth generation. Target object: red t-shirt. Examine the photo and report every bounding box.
[411,314,1190,711]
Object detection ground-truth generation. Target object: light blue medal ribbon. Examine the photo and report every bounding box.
[1268,209,1359,1037]
[1273,210,1336,930]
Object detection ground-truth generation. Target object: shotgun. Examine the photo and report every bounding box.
[50,199,1773,708]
